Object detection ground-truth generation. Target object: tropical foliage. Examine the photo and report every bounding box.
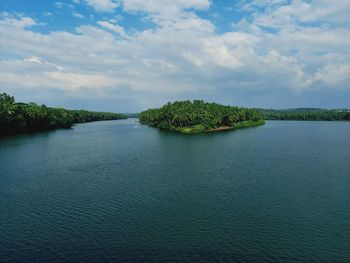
[0,93,127,135]
[258,108,350,121]
[139,100,265,133]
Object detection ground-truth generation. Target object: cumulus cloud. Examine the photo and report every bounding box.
[251,0,350,28]
[0,1,350,110]
[0,14,36,28]
[72,12,84,18]
[121,0,210,14]
[313,64,350,88]
[97,21,125,36]
[84,0,119,12]
[54,2,64,9]
[24,56,65,71]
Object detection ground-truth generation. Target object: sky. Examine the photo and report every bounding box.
[0,0,350,112]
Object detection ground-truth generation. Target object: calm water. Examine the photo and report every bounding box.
[1,119,350,262]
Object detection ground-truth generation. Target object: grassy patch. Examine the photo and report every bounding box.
[175,124,207,134]
[174,120,265,134]
[234,120,265,129]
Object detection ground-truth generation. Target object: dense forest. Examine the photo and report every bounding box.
[3,92,348,136]
[258,108,350,121]
[139,100,265,133]
[0,93,127,136]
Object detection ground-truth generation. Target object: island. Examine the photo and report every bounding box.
[139,100,265,134]
[0,93,127,136]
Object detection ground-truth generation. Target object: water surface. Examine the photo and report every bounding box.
[1,120,350,262]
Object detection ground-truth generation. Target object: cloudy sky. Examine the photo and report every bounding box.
[1,0,350,112]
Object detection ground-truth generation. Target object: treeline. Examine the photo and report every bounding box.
[0,93,127,136]
[126,113,139,118]
[139,100,265,133]
[257,108,350,121]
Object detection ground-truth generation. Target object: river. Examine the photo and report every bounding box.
[1,119,349,262]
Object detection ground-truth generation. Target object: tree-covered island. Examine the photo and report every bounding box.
[0,93,127,136]
[139,100,265,134]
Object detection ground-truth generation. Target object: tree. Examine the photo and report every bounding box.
[0,93,17,122]
[139,100,265,133]
[0,93,128,136]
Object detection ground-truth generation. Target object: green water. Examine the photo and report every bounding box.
[0,119,349,262]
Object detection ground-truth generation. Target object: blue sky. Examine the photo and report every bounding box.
[1,0,350,112]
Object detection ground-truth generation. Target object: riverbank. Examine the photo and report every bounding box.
[0,93,127,136]
[173,120,265,134]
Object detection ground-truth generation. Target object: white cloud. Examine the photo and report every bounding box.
[313,64,350,88]
[97,21,125,36]
[54,2,64,9]
[24,56,65,71]
[1,0,350,109]
[163,14,215,32]
[0,15,36,28]
[0,62,115,93]
[84,0,119,12]
[72,12,84,18]
[121,0,210,14]
[252,0,350,28]
[24,56,45,64]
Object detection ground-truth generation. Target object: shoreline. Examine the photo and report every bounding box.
[205,126,234,132]
[172,120,265,134]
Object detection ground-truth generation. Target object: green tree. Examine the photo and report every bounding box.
[139,100,265,133]
[0,93,17,122]
[0,93,128,136]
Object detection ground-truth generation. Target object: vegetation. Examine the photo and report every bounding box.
[126,113,139,118]
[257,108,350,121]
[139,100,265,133]
[3,92,347,137]
[0,93,127,136]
